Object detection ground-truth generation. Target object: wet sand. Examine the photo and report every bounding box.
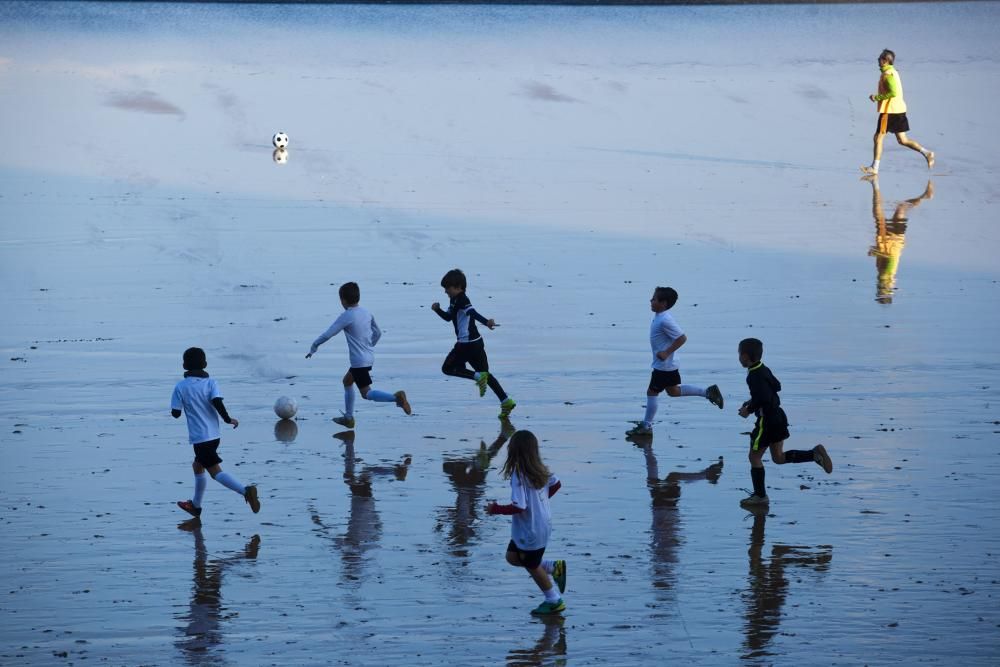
[2,2,1000,664]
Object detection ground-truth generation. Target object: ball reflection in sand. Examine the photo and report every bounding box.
[274,418,298,442]
[272,148,288,164]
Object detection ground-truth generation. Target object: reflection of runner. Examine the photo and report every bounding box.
[866,177,934,304]
[310,431,410,585]
[641,443,723,592]
[506,616,568,667]
[741,507,832,660]
[861,49,934,176]
[175,519,259,665]
[436,419,515,556]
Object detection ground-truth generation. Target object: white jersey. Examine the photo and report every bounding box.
[310,305,382,368]
[171,376,222,445]
[510,472,559,550]
[650,310,684,372]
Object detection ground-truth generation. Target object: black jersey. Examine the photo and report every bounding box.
[437,292,489,343]
[744,362,782,420]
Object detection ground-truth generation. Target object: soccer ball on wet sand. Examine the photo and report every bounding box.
[273,396,297,420]
[272,131,289,149]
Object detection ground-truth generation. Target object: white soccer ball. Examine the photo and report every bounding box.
[273,396,297,420]
[272,131,289,149]
[272,148,288,164]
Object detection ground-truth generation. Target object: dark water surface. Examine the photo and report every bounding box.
[2,2,999,665]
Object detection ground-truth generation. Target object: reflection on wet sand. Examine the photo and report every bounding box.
[310,431,410,585]
[866,177,934,304]
[436,419,516,558]
[640,443,723,596]
[506,615,568,667]
[273,418,298,443]
[741,507,832,661]
[175,519,260,666]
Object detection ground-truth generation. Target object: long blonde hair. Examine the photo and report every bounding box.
[501,430,550,489]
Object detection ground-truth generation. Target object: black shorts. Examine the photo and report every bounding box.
[877,112,910,135]
[507,539,546,570]
[444,339,489,372]
[750,409,790,451]
[193,439,222,468]
[349,366,373,389]
[648,369,681,394]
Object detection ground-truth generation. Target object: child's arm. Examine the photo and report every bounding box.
[485,501,524,515]
[548,480,562,497]
[211,397,239,428]
[656,333,687,360]
[171,386,182,418]
[431,302,453,321]
[370,318,382,347]
[306,313,349,358]
[468,307,497,330]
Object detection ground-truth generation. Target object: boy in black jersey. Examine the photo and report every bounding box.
[737,338,832,508]
[432,268,516,418]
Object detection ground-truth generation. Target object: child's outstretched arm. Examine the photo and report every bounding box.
[306,312,350,358]
[485,501,524,515]
[370,318,382,347]
[468,308,497,329]
[548,480,562,498]
[431,302,454,321]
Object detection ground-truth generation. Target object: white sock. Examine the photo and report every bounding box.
[643,396,658,426]
[872,159,880,171]
[344,386,356,417]
[365,389,395,403]
[920,148,930,156]
[541,559,555,574]
[193,472,208,507]
[542,586,560,603]
[679,385,706,397]
[214,471,245,495]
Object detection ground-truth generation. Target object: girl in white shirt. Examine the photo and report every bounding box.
[486,430,567,616]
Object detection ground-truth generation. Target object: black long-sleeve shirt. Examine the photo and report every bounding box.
[744,362,782,420]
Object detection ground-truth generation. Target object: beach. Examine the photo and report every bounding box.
[1,2,999,664]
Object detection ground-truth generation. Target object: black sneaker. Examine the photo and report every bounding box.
[177,500,202,517]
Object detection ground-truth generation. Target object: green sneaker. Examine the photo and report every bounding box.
[475,371,490,397]
[625,422,652,437]
[333,414,355,429]
[531,599,566,616]
[499,397,517,418]
[706,384,724,409]
[552,560,567,594]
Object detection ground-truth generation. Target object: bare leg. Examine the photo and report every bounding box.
[896,132,934,168]
[862,132,885,175]
[528,565,555,593]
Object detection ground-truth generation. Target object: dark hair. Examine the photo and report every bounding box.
[339,281,361,305]
[653,286,678,309]
[739,338,764,363]
[501,430,551,490]
[879,49,895,65]
[183,347,207,371]
[441,269,467,291]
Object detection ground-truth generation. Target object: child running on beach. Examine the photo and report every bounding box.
[861,49,935,176]
[737,338,833,508]
[486,430,567,615]
[306,282,411,428]
[626,286,723,437]
[172,347,260,517]
[432,269,516,418]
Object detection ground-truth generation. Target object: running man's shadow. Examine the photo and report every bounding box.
[865,177,934,304]
[175,519,260,665]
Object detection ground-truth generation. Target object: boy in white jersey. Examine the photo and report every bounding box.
[626,287,723,438]
[306,282,411,428]
[172,347,260,517]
